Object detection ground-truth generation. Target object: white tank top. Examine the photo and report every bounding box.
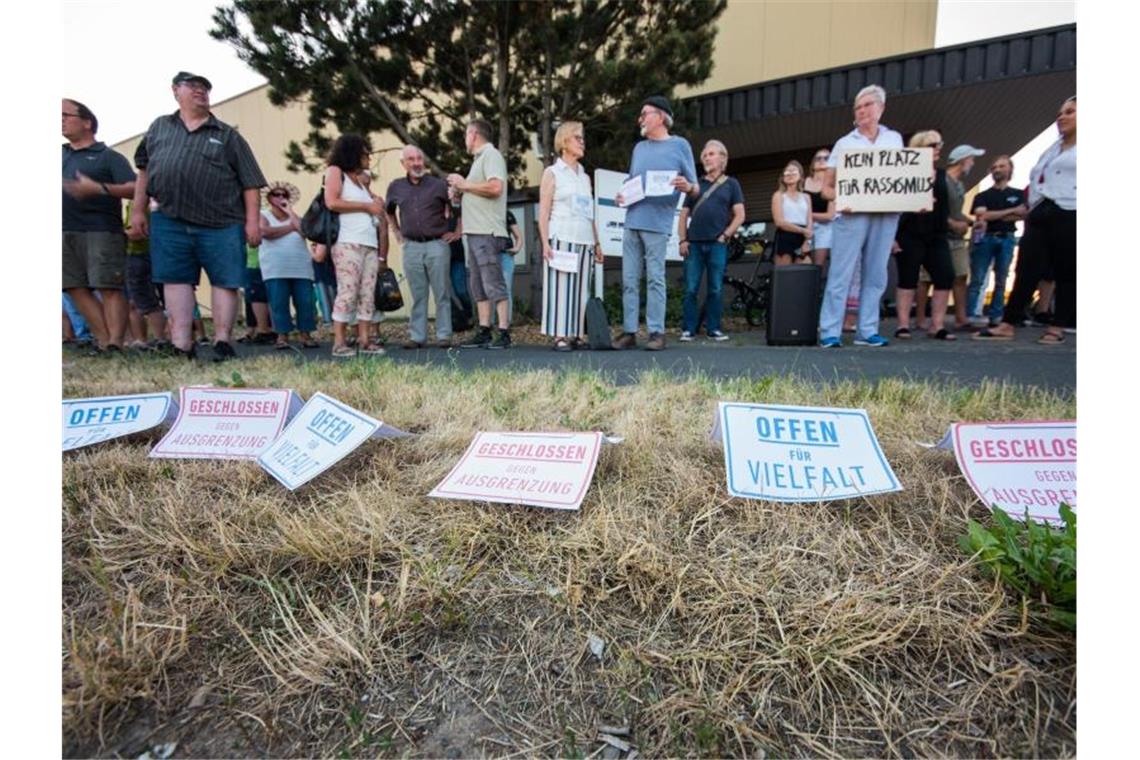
[335,172,378,248]
[547,159,595,245]
[781,192,809,226]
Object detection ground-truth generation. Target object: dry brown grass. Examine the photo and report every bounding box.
[62,355,1076,758]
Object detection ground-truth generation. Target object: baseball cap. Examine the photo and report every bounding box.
[947,144,985,164]
[172,71,213,90]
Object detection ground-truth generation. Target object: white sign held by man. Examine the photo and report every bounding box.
[835,147,933,213]
[430,431,604,511]
[63,393,177,451]
[715,402,901,502]
[150,387,302,460]
[949,421,1076,524]
[594,168,683,260]
[258,392,410,490]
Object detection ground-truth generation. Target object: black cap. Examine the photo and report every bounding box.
[172,71,213,90]
[642,95,673,118]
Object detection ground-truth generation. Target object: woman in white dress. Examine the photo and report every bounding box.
[537,121,604,351]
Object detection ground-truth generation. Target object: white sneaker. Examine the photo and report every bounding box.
[708,330,730,341]
[679,331,695,342]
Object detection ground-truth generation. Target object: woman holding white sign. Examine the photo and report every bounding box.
[893,131,957,340]
[538,121,604,351]
[771,160,813,266]
[818,84,904,348]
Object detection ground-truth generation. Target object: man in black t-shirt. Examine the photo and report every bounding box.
[967,155,1027,325]
[62,98,137,353]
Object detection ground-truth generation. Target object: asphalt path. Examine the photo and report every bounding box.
[228,319,1075,395]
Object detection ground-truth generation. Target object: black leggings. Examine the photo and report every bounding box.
[896,234,954,290]
[1002,199,1076,327]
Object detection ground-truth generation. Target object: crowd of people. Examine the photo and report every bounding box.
[63,73,1077,359]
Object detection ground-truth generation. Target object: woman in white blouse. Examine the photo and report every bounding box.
[537,121,604,351]
[771,160,813,266]
[976,96,1076,344]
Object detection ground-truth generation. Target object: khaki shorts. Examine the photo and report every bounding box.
[62,230,127,290]
[919,239,970,282]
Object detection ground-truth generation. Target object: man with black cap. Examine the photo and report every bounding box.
[129,71,267,361]
[611,95,698,351]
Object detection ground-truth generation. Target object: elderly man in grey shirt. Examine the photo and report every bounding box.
[386,145,457,349]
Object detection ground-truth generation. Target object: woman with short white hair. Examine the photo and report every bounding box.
[818,84,903,348]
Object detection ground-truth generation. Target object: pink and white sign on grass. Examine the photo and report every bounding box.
[950,421,1076,524]
[150,387,301,460]
[430,432,604,511]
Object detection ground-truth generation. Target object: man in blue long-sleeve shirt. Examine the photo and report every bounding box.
[612,96,698,351]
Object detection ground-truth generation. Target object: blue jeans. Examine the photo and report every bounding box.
[62,292,92,341]
[682,242,727,333]
[819,213,899,340]
[967,234,1016,322]
[495,251,515,329]
[621,229,669,334]
[264,278,317,334]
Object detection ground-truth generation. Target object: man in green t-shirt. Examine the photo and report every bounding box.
[447,120,511,349]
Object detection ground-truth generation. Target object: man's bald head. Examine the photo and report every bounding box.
[401,144,427,178]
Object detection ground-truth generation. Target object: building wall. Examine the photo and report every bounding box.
[680,0,937,97]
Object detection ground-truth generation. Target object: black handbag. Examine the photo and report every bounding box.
[374,268,404,312]
[300,179,339,246]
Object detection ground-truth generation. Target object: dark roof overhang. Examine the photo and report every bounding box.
[681,23,1076,169]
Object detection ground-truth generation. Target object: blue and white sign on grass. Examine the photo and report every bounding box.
[150,387,302,460]
[258,392,410,490]
[715,402,902,502]
[63,392,177,451]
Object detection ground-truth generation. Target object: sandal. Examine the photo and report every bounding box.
[331,344,356,358]
[553,338,572,352]
[301,339,320,348]
[972,328,1014,341]
[894,327,912,339]
[359,342,387,355]
[1037,331,1065,345]
[275,339,290,350]
[928,328,957,341]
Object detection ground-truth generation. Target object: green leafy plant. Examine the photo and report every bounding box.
[959,503,1076,629]
[212,370,248,388]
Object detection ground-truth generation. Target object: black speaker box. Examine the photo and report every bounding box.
[766,264,821,346]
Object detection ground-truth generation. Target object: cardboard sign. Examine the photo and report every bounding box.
[430,432,604,511]
[715,402,901,502]
[835,147,933,213]
[950,421,1076,524]
[595,169,683,260]
[258,392,409,490]
[150,387,301,460]
[63,393,177,451]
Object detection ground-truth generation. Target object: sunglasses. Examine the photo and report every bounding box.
[268,192,289,199]
[814,154,829,161]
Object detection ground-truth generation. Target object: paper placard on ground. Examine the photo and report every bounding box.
[594,168,684,261]
[717,402,902,502]
[430,432,604,511]
[150,387,302,460]
[950,421,1076,524]
[63,393,177,451]
[835,147,933,213]
[258,392,409,490]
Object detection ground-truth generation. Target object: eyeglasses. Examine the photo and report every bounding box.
[929,142,944,148]
[638,109,660,119]
[813,154,829,161]
[178,81,210,92]
[572,134,585,142]
[62,112,81,118]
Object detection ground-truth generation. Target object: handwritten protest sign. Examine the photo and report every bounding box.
[835,147,933,213]
[150,387,301,460]
[714,402,901,502]
[430,432,604,511]
[949,421,1076,524]
[63,393,177,451]
[258,392,410,490]
[595,169,683,260]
